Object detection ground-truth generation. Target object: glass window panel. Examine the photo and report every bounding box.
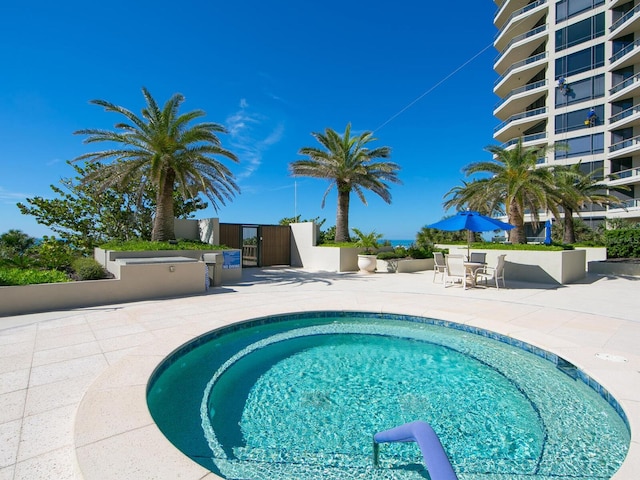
[594,43,604,67]
[593,74,605,96]
[567,18,591,48]
[567,48,591,75]
[556,1,567,22]
[592,133,604,154]
[594,13,604,37]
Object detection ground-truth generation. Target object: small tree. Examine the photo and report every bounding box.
[18,161,206,252]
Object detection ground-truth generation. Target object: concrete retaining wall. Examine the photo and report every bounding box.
[0,259,207,317]
[437,245,586,284]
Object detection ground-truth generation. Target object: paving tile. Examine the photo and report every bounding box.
[75,424,210,480]
[0,353,32,376]
[24,374,97,417]
[0,418,21,468]
[17,404,75,462]
[0,465,14,480]
[32,341,102,367]
[13,446,76,480]
[0,389,26,424]
[34,332,97,351]
[28,354,107,388]
[0,341,34,359]
[0,369,30,395]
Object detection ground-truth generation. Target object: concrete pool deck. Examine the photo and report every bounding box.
[0,267,639,479]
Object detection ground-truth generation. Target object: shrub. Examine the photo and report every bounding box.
[71,257,107,280]
[31,236,76,270]
[605,229,640,258]
[99,239,227,251]
[0,267,70,286]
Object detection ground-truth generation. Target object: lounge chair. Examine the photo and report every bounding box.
[475,254,506,289]
[444,254,473,289]
[433,252,446,283]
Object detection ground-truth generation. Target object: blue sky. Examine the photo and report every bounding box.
[1,1,499,241]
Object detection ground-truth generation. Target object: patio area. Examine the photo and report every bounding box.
[1,267,639,479]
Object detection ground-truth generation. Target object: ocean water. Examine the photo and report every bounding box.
[384,239,414,248]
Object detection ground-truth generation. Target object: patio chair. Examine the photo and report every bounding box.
[433,251,446,283]
[469,252,486,264]
[444,254,473,289]
[475,254,507,289]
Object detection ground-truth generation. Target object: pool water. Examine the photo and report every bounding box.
[147,313,630,480]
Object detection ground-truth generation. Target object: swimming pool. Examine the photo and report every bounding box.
[146,311,630,479]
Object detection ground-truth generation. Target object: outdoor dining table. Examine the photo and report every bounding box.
[463,261,486,288]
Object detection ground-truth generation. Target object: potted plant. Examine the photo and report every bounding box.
[352,228,383,273]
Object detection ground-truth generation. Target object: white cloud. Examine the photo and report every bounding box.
[0,187,30,203]
[225,101,285,182]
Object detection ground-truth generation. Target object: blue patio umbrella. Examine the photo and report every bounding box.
[427,210,515,257]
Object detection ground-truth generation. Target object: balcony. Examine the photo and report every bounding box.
[609,134,640,159]
[609,39,640,71]
[494,24,548,75]
[494,79,547,118]
[495,1,548,51]
[609,72,640,103]
[609,167,640,187]
[609,104,640,129]
[609,4,640,40]
[493,107,547,142]
[494,52,547,97]
[501,132,548,150]
[607,198,640,217]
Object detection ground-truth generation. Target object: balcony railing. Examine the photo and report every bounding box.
[610,3,640,33]
[611,166,640,181]
[609,104,640,124]
[610,71,640,95]
[610,38,640,64]
[609,198,640,209]
[609,134,640,152]
[494,107,547,134]
[494,80,547,110]
[501,132,548,149]
[494,52,547,87]
[495,24,548,62]
[495,0,548,33]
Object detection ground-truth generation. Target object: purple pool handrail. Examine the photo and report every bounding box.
[373,420,458,480]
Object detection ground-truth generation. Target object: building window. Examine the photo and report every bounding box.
[555,44,605,78]
[555,74,604,107]
[556,0,605,23]
[556,13,604,51]
[555,105,604,133]
[555,133,604,159]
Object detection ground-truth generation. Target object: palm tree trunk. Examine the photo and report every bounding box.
[335,187,351,242]
[563,206,576,244]
[152,170,176,241]
[508,201,526,244]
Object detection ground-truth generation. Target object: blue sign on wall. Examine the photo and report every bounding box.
[223,250,241,269]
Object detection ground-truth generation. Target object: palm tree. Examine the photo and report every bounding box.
[550,162,626,244]
[461,139,558,244]
[74,88,239,241]
[290,123,401,242]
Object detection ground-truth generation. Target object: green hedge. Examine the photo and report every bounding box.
[0,267,70,286]
[605,229,640,258]
[99,240,228,251]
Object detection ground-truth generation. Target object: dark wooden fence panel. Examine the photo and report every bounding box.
[260,225,291,266]
[220,224,242,249]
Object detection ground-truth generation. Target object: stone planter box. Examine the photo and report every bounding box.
[376,258,434,273]
[436,245,586,284]
[589,260,640,277]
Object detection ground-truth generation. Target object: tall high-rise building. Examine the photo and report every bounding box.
[492,0,640,235]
